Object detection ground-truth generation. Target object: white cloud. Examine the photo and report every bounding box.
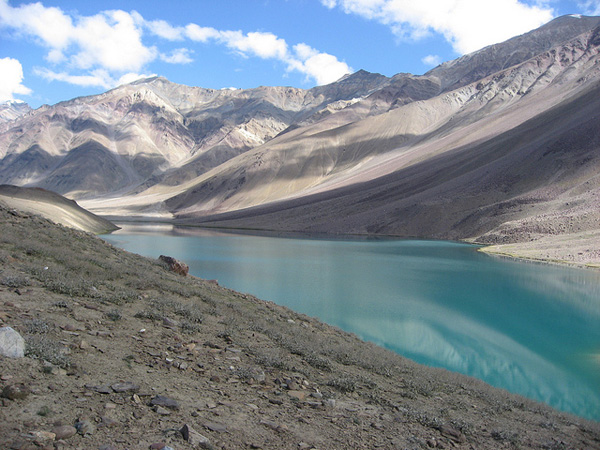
[324,0,554,54]
[0,1,156,81]
[320,0,338,8]
[0,0,351,90]
[578,1,600,15]
[160,48,194,64]
[35,67,114,89]
[71,10,157,72]
[421,54,441,66]
[289,44,352,85]
[147,19,185,40]
[0,57,32,102]
[35,67,155,89]
[213,30,352,85]
[221,31,289,60]
[116,72,157,86]
[185,24,221,42]
[0,0,73,50]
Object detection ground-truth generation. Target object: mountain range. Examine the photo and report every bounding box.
[1,14,599,265]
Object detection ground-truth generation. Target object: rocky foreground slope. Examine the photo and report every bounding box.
[1,206,600,449]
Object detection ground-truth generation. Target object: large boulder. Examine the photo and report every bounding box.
[0,326,25,358]
[159,255,189,276]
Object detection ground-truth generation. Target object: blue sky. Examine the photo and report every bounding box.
[1,0,599,108]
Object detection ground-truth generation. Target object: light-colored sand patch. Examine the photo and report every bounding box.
[478,231,600,269]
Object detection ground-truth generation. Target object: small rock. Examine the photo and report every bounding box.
[204,421,228,433]
[149,395,180,410]
[85,384,112,394]
[440,425,465,444]
[260,419,288,432]
[1,384,30,400]
[154,406,171,415]
[288,390,307,401]
[98,446,119,450]
[149,443,166,450]
[180,423,210,447]
[162,317,178,328]
[52,425,77,440]
[99,416,119,428]
[75,419,95,435]
[0,326,25,358]
[29,430,56,443]
[111,381,140,393]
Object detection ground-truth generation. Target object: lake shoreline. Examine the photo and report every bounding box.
[103,214,600,272]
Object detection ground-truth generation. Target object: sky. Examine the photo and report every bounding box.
[1,0,599,108]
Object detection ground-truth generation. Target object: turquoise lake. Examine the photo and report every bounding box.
[102,224,600,421]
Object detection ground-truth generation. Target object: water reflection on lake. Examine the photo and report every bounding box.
[103,224,600,420]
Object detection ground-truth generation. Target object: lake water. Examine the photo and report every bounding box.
[102,224,600,421]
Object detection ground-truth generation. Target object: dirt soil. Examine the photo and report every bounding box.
[1,205,599,450]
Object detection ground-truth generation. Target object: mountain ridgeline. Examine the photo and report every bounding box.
[1,15,600,264]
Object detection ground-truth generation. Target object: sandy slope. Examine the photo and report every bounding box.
[0,185,118,234]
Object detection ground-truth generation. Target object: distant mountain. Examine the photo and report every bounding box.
[0,101,31,123]
[1,15,599,264]
[0,72,390,198]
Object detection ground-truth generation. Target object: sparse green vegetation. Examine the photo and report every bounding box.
[105,308,122,321]
[37,405,53,417]
[25,334,71,368]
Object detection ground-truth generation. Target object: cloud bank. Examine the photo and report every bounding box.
[0,57,32,102]
[321,0,554,54]
[0,0,352,95]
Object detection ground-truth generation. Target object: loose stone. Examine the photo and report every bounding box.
[0,327,25,358]
[85,384,111,394]
[111,381,140,393]
[180,423,210,447]
[204,421,227,433]
[1,384,30,400]
[149,395,180,410]
[28,430,56,443]
[52,425,77,440]
[288,390,307,401]
[75,419,95,435]
[154,406,170,415]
